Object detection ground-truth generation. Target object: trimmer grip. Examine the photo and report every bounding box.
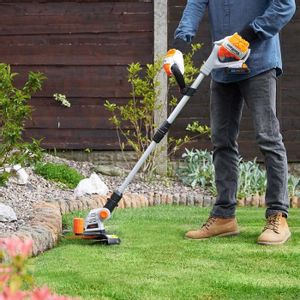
[171,63,186,92]
[104,191,122,212]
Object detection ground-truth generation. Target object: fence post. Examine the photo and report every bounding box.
[154,0,168,175]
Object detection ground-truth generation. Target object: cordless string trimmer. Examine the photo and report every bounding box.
[73,33,250,245]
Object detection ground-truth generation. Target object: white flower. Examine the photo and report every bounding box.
[53,93,71,107]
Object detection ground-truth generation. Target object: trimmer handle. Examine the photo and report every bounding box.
[201,44,251,76]
[171,63,187,94]
[171,44,250,93]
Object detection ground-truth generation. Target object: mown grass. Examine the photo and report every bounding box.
[31,207,300,300]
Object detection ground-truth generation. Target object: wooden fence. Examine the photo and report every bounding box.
[0,0,153,149]
[0,0,299,161]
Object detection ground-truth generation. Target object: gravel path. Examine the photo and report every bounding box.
[0,154,207,235]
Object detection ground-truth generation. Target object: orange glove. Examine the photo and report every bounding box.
[217,33,249,62]
[163,49,184,77]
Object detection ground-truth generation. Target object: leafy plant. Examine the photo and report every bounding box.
[176,149,216,195]
[177,149,300,199]
[0,63,45,185]
[288,175,300,197]
[237,158,266,199]
[34,162,84,189]
[186,121,211,137]
[104,44,210,176]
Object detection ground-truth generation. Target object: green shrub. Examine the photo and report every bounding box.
[0,64,45,185]
[288,175,300,198]
[34,162,84,189]
[176,149,216,195]
[177,149,300,198]
[237,158,266,199]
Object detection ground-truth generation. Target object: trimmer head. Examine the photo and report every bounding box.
[73,208,121,245]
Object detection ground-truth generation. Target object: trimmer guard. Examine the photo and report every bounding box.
[83,231,121,245]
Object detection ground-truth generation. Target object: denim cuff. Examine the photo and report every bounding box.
[210,206,236,219]
[266,209,288,219]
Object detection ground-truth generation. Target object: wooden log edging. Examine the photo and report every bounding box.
[3,192,300,256]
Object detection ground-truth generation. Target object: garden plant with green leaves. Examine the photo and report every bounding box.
[177,149,300,200]
[0,64,45,185]
[34,162,84,189]
[104,44,210,176]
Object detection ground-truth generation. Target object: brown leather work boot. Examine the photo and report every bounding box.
[185,216,239,240]
[257,213,291,245]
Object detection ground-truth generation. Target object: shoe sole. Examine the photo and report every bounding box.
[185,231,240,240]
[257,233,291,246]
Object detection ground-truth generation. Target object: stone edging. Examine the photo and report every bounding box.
[3,192,300,256]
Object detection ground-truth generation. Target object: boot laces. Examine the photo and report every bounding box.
[202,217,217,231]
[264,214,281,234]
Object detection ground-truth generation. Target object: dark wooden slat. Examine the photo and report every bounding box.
[25,116,132,130]
[26,103,133,130]
[282,117,300,130]
[280,89,300,103]
[29,97,130,106]
[281,75,300,89]
[0,33,153,66]
[281,105,300,117]
[0,2,153,35]
[23,128,123,150]
[12,65,132,98]
[26,95,141,130]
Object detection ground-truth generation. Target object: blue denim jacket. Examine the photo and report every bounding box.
[174,0,296,83]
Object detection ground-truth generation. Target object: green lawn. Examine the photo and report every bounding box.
[31,207,300,300]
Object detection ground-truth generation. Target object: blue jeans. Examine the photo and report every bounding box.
[210,70,289,218]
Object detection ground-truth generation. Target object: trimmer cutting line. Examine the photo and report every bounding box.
[72,38,251,245]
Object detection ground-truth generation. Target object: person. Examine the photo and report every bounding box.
[164,0,296,245]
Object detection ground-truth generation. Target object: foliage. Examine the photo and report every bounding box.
[32,207,300,300]
[34,162,84,189]
[0,64,45,185]
[176,148,300,198]
[0,237,78,299]
[288,175,300,197]
[186,121,211,136]
[176,149,216,195]
[104,44,210,175]
[237,158,266,199]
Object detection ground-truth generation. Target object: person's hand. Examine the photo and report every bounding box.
[216,33,249,62]
[163,49,184,76]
